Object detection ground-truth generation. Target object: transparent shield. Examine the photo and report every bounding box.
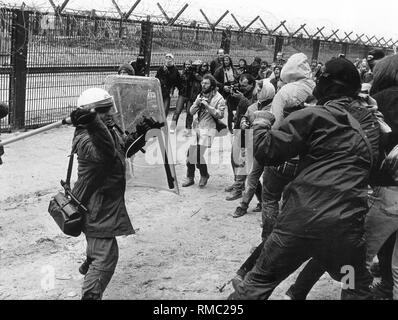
[105,75,179,194]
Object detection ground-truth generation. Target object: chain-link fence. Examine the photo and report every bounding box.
[0,6,393,131]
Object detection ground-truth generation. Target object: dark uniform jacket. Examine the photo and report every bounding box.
[71,116,135,238]
[254,97,380,239]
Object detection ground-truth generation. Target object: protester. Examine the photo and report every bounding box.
[229,57,380,300]
[232,79,276,218]
[248,57,262,79]
[258,61,272,80]
[118,63,135,76]
[182,74,226,188]
[130,54,146,76]
[226,73,258,201]
[170,59,194,133]
[275,51,286,69]
[155,53,182,117]
[0,102,8,165]
[270,66,281,91]
[210,48,225,75]
[236,59,249,77]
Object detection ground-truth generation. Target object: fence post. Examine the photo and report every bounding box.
[312,38,321,62]
[9,9,29,130]
[140,16,153,76]
[342,42,349,57]
[363,45,370,58]
[273,35,284,62]
[221,28,231,54]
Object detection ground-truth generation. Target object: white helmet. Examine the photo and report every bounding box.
[77,88,114,110]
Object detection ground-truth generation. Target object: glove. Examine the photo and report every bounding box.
[125,132,146,158]
[135,117,164,136]
[252,110,275,127]
[70,108,96,127]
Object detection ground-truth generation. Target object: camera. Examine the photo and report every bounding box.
[231,84,241,94]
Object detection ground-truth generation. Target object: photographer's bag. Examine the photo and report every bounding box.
[48,153,84,237]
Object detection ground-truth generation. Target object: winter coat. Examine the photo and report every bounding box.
[155,65,182,98]
[210,58,223,75]
[372,86,398,153]
[190,90,226,147]
[270,53,316,129]
[253,97,380,239]
[71,116,134,238]
[213,66,238,99]
[178,70,193,98]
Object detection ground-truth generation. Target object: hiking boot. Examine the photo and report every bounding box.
[79,259,92,275]
[169,121,177,134]
[226,190,242,201]
[231,275,244,292]
[182,177,195,187]
[225,184,235,192]
[233,206,247,218]
[253,202,262,212]
[371,282,393,300]
[199,174,210,188]
[369,261,381,278]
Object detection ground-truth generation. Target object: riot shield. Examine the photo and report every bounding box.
[105,75,179,194]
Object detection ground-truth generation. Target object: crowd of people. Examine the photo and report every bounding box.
[2,45,397,301]
[148,47,398,301]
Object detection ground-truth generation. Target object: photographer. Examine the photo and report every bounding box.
[170,60,195,133]
[182,74,226,188]
[214,54,238,132]
[69,88,160,300]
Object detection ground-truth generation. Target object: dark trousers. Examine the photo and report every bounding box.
[82,237,119,300]
[186,144,208,178]
[172,96,193,129]
[163,95,171,117]
[229,231,373,300]
[377,233,396,290]
[262,166,294,239]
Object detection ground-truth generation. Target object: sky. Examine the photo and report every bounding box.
[3,0,398,42]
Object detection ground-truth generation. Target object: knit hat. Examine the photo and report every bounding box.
[118,63,135,75]
[367,49,385,62]
[313,57,361,104]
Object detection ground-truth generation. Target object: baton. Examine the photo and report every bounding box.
[0,117,71,147]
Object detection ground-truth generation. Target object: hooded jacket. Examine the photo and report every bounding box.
[254,97,380,239]
[241,79,275,127]
[270,53,315,129]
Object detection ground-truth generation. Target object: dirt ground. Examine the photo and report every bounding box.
[0,115,341,300]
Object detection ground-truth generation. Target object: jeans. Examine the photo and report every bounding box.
[241,159,263,208]
[365,187,398,299]
[186,144,208,178]
[82,237,119,300]
[163,95,171,117]
[261,166,295,239]
[286,186,398,300]
[229,230,373,300]
[172,95,193,129]
[230,131,247,194]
